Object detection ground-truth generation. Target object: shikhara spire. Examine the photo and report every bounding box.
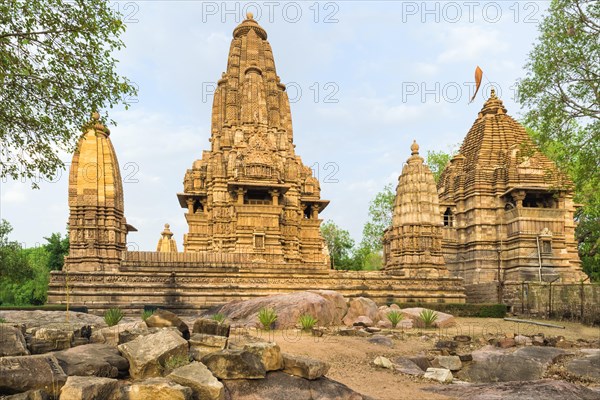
[178,13,329,265]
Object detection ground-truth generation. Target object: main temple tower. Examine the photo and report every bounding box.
[178,13,329,267]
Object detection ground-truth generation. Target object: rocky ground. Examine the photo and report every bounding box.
[0,291,599,399]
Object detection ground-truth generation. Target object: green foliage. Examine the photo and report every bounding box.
[0,317,6,323]
[298,314,318,331]
[0,0,137,185]
[160,354,190,373]
[386,310,404,328]
[141,309,155,321]
[210,313,226,323]
[418,309,438,328]
[476,304,508,318]
[0,220,71,306]
[361,184,395,253]
[44,233,69,271]
[0,220,34,284]
[103,308,124,327]
[258,307,278,330]
[426,147,457,183]
[320,220,356,270]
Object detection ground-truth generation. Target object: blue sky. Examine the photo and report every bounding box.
[1,1,550,250]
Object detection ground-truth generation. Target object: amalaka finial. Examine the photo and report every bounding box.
[165,223,170,229]
[246,12,254,19]
[490,88,497,99]
[411,140,420,155]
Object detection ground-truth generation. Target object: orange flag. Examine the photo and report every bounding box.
[470,66,483,103]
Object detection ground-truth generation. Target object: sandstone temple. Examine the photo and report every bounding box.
[48,14,465,312]
[47,15,588,312]
[436,89,586,301]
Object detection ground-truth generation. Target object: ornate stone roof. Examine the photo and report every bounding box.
[438,89,570,198]
[384,141,447,277]
[66,112,132,271]
[157,223,178,253]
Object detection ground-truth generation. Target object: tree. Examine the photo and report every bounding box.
[320,220,355,270]
[361,184,395,253]
[44,232,69,271]
[426,149,455,183]
[517,0,599,190]
[517,0,600,281]
[0,219,32,283]
[0,0,137,185]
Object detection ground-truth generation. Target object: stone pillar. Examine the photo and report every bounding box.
[513,190,526,208]
[237,188,246,205]
[311,204,320,219]
[269,190,279,205]
[187,198,195,214]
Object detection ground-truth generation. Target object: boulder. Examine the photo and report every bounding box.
[192,318,230,337]
[0,390,49,400]
[498,337,516,349]
[424,368,453,383]
[167,362,224,400]
[392,357,426,376]
[434,356,462,371]
[201,349,265,379]
[223,371,367,400]
[214,291,347,329]
[282,353,330,380]
[189,333,228,360]
[0,311,106,331]
[59,376,119,400]
[307,290,348,322]
[118,329,189,379]
[457,346,569,383]
[342,297,379,326]
[400,308,455,328]
[27,327,74,354]
[423,379,600,400]
[228,337,283,371]
[145,309,190,340]
[367,335,393,347]
[352,316,374,327]
[54,343,129,378]
[514,335,532,346]
[0,354,67,397]
[566,350,600,381]
[373,356,393,369]
[0,325,29,356]
[407,356,431,372]
[376,320,392,329]
[90,322,151,346]
[127,377,192,400]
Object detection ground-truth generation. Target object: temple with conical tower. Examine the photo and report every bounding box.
[64,112,136,273]
[438,89,586,300]
[383,141,448,279]
[48,14,471,313]
[177,13,329,269]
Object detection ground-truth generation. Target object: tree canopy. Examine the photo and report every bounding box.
[320,220,355,270]
[0,0,137,185]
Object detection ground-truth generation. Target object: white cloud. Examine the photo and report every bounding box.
[437,26,509,63]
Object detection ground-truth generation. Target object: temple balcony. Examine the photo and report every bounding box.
[504,207,565,237]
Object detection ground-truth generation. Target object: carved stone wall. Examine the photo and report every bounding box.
[177,13,329,268]
[438,90,585,285]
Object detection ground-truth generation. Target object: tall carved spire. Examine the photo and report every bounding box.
[65,112,135,272]
[178,14,329,267]
[211,12,294,143]
[383,141,448,278]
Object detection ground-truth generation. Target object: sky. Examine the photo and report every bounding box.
[1,0,551,250]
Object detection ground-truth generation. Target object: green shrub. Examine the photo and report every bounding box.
[418,309,438,328]
[160,354,190,373]
[298,314,318,331]
[477,304,508,318]
[386,310,404,328]
[141,309,155,321]
[0,317,6,323]
[104,308,124,327]
[258,307,278,330]
[210,313,226,323]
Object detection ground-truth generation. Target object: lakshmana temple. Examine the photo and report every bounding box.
[48,14,585,312]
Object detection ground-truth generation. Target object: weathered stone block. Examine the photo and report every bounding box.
[201,349,265,379]
[167,362,224,400]
[282,353,330,380]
